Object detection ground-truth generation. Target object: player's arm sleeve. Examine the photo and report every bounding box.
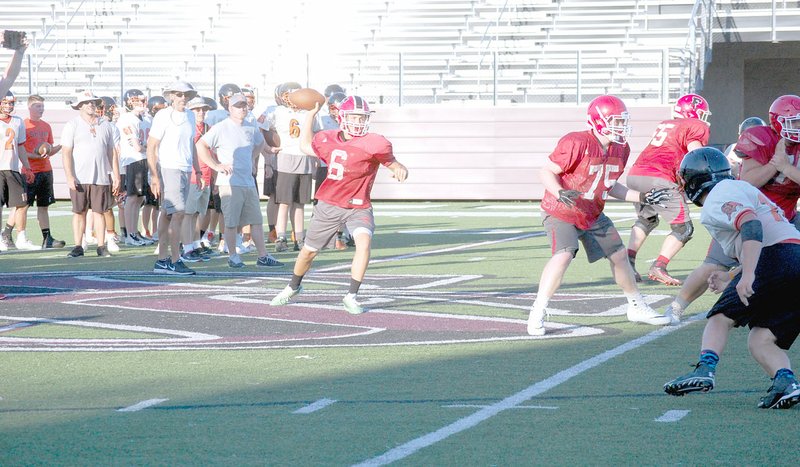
[548,135,580,174]
[376,139,396,166]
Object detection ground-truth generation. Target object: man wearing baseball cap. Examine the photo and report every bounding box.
[61,90,120,258]
[197,93,282,268]
[146,81,202,275]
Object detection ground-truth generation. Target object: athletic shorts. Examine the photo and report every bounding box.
[625,175,690,226]
[275,172,312,205]
[26,171,55,207]
[703,239,739,269]
[70,183,112,214]
[125,159,149,197]
[219,185,263,228]
[0,170,27,208]
[263,172,276,197]
[185,184,211,215]
[304,201,375,252]
[542,212,624,263]
[708,242,800,350]
[144,183,159,207]
[208,191,222,213]
[159,168,190,215]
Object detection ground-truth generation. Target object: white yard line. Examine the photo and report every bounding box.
[293,398,337,414]
[655,410,691,422]
[117,398,168,412]
[353,316,702,467]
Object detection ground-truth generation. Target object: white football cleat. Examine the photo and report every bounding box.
[627,302,670,325]
[527,306,546,336]
[270,285,302,306]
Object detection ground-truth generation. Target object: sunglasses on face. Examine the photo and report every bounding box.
[173,91,188,98]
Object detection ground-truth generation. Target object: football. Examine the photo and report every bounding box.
[36,141,52,156]
[287,88,326,111]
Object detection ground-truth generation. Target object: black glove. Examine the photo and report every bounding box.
[640,188,671,207]
[557,189,581,207]
[2,30,26,50]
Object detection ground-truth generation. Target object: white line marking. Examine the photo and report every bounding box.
[117,398,168,412]
[443,404,558,410]
[293,398,337,414]
[353,321,695,467]
[467,257,485,262]
[655,410,690,422]
[318,233,543,272]
[237,279,261,285]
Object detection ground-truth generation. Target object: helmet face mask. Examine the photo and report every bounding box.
[587,95,630,145]
[124,88,146,112]
[672,94,711,124]
[218,83,242,110]
[337,95,372,137]
[277,82,302,109]
[0,91,15,115]
[147,96,167,116]
[678,147,734,206]
[769,95,800,143]
[327,91,347,119]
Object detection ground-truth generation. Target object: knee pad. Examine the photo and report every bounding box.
[633,215,659,235]
[670,220,694,244]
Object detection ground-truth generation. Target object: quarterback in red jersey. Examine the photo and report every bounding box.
[529,95,671,336]
[270,96,408,314]
[625,94,711,286]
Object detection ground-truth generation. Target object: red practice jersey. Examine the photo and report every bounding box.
[311,130,396,209]
[24,119,55,173]
[628,118,709,181]
[734,125,800,221]
[540,130,631,229]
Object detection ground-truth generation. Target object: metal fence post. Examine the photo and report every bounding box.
[492,51,497,106]
[398,52,403,107]
[120,54,124,104]
[576,49,582,105]
[27,54,32,95]
[662,48,669,104]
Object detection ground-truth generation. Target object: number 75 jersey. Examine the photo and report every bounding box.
[540,130,630,230]
[311,129,396,209]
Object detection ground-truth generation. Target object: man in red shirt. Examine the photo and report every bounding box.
[270,96,408,314]
[22,94,65,248]
[529,95,671,335]
[625,94,711,286]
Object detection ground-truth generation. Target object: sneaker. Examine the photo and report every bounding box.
[664,302,684,325]
[205,231,216,245]
[43,235,66,249]
[627,302,670,325]
[136,232,155,245]
[275,237,289,253]
[67,245,84,258]
[527,305,546,336]
[15,237,42,251]
[628,255,642,283]
[200,245,219,257]
[218,239,228,254]
[97,245,111,257]
[293,241,300,252]
[169,259,196,275]
[228,255,245,268]
[153,257,172,274]
[270,285,302,306]
[664,362,716,396]
[343,293,365,314]
[125,233,145,246]
[648,264,682,286]
[181,249,204,263]
[1,230,12,250]
[758,373,800,409]
[256,255,283,267]
[106,236,120,253]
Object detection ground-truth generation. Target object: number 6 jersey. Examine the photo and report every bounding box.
[311,129,396,209]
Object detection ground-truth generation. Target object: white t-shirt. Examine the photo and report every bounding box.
[149,106,196,172]
[0,116,26,171]
[206,108,258,128]
[116,112,150,167]
[258,105,319,174]
[701,179,800,260]
[201,118,265,187]
[61,116,115,185]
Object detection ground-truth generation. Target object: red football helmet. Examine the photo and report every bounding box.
[587,95,630,144]
[338,95,372,137]
[672,93,711,124]
[769,95,800,143]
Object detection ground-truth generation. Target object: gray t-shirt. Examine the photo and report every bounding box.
[201,118,265,187]
[61,116,115,185]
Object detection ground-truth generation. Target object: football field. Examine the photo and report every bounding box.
[0,201,794,465]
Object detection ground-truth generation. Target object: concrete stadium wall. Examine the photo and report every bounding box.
[16,104,672,201]
[703,40,800,146]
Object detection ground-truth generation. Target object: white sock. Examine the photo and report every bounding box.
[532,295,549,312]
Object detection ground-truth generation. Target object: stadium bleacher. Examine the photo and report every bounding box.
[5,0,799,107]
